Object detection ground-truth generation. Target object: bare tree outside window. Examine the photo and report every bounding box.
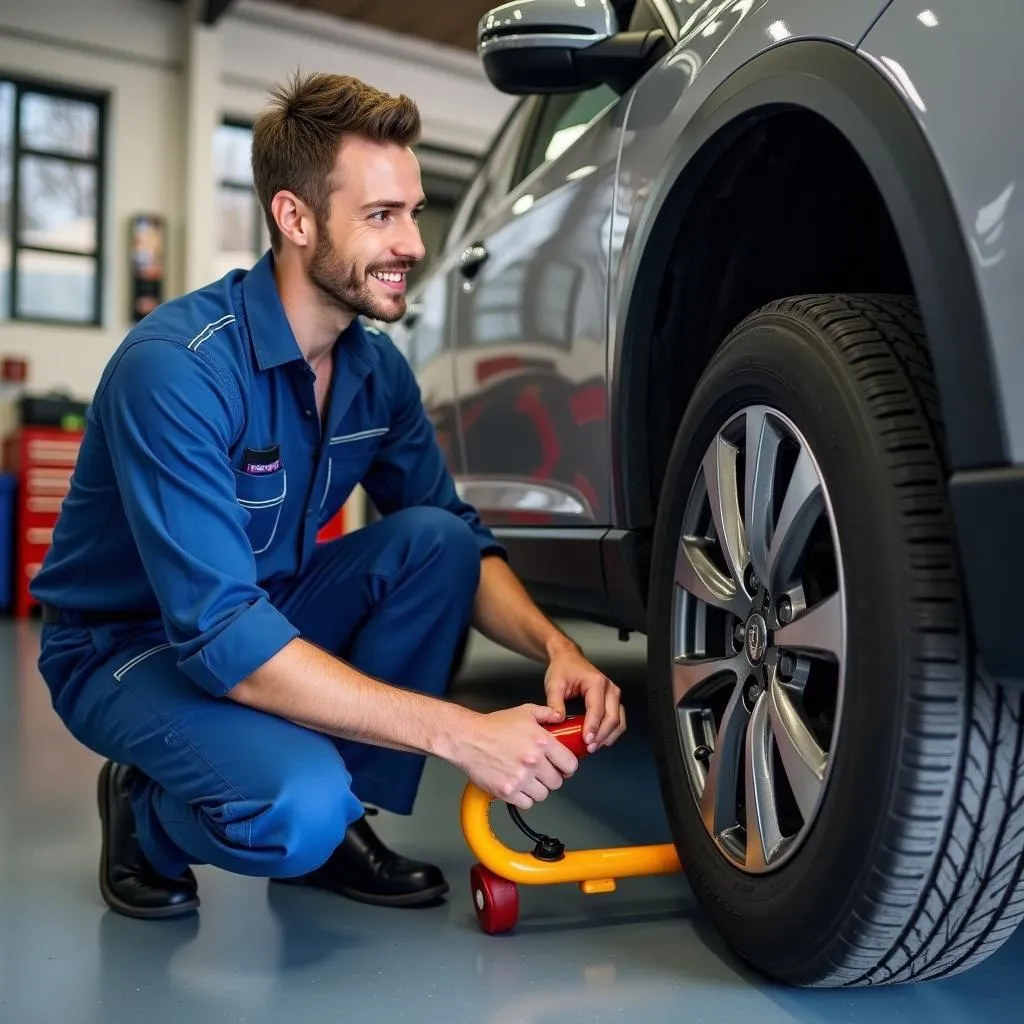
[0,80,106,325]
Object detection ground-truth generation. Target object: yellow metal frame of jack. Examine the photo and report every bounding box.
[460,781,683,894]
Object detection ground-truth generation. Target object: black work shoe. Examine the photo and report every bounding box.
[274,817,449,907]
[97,760,200,920]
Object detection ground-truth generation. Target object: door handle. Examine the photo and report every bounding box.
[459,242,489,281]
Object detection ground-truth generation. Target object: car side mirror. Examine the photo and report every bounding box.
[477,0,667,96]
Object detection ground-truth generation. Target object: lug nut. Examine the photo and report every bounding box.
[779,653,796,678]
[734,621,746,648]
[747,681,762,704]
[778,597,793,624]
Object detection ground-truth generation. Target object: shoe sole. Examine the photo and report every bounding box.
[273,874,450,908]
[97,761,200,920]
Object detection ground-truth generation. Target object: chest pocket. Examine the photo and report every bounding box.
[317,426,389,523]
[234,465,287,555]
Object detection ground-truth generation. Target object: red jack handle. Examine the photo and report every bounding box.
[542,715,591,761]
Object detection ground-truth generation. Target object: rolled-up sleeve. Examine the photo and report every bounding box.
[98,339,299,696]
[363,340,506,561]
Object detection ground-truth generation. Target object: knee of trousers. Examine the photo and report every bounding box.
[219,755,364,878]
[390,506,482,596]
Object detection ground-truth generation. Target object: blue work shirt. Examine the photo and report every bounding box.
[31,251,503,698]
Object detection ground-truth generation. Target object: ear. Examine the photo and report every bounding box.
[270,190,316,250]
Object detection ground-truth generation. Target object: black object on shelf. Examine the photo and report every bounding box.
[19,391,89,428]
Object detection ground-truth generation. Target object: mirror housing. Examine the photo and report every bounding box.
[477,0,666,96]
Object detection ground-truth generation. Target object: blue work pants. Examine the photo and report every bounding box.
[37,507,481,880]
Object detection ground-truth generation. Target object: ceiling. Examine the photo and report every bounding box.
[273,0,496,51]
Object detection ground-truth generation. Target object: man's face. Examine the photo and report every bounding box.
[308,136,426,323]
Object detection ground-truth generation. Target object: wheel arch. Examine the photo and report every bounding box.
[612,39,1003,532]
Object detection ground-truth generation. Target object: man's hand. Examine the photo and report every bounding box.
[543,648,626,754]
[449,704,580,810]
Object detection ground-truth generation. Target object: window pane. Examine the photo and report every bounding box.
[521,85,617,181]
[20,92,99,159]
[217,186,256,256]
[0,82,13,320]
[19,156,97,252]
[214,124,253,185]
[16,251,95,322]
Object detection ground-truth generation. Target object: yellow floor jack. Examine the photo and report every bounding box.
[460,716,684,933]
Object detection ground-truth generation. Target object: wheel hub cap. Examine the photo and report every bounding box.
[745,613,768,667]
[669,405,847,875]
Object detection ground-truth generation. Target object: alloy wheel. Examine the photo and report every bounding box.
[670,404,847,874]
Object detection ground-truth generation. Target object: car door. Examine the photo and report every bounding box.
[391,100,536,482]
[446,83,625,529]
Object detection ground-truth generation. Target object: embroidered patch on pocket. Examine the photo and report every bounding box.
[241,444,282,475]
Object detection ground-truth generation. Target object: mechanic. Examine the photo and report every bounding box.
[30,71,626,921]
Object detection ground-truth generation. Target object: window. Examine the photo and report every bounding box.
[213,120,268,279]
[444,99,534,249]
[517,84,618,185]
[0,77,107,325]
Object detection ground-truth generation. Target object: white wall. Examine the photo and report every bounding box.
[0,0,186,399]
[0,0,512,401]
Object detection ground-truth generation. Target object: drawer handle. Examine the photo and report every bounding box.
[27,497,64,513]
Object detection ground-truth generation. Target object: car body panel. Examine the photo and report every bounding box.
[653,0,893,44]
[390,101,537,485]
[859,1,1023,463]
[607,0,899,524]
[398,0,1024,677]
[403,0,892,532]
[448,86,626,527]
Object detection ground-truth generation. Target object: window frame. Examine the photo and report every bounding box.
[214,117,267,269]
[451,0,670,225]
[512,84,619,188]
[1,72,109,327]
[442,98,539,251]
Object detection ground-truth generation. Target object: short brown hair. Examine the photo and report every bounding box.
[252,71,421,249]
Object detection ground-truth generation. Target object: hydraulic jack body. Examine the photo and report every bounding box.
[460,716,683,933]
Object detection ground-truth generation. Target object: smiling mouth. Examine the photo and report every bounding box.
[371,270,407,292]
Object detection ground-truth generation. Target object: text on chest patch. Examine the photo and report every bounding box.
[242,444,282,474]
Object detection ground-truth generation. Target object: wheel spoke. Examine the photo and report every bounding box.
[701,682,749,837]
[769,678,827,822]
[767,447,824,594]
[675,536,748,617]
[744,406,780,587]
[703,433,749,591]
[672,403,845,876]
[745,691,783,871]
[673,652,748,706]
[775,591,843,662]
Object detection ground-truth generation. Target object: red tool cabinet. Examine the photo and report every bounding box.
[3,425,84,619]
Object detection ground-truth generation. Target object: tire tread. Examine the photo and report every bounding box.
[749,294,1024,986]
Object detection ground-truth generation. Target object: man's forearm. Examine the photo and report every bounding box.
[229,637,471,760]
[471,554,580,663]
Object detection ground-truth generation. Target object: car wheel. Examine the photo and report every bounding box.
[646,294,1024,986]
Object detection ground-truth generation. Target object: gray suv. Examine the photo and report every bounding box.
[392,0,1024,988]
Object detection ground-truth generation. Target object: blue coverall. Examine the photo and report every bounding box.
[31,251,504,882]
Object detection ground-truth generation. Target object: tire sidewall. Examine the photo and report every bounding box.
[648,310,920,975]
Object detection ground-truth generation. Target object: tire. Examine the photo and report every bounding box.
[646,293,1024,987]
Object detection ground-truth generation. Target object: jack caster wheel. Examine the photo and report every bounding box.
[470,863,519,934]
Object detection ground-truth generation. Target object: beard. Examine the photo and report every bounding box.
[308,230,412,324]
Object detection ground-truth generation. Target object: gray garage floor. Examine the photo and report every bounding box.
[1,617,1020,1024]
